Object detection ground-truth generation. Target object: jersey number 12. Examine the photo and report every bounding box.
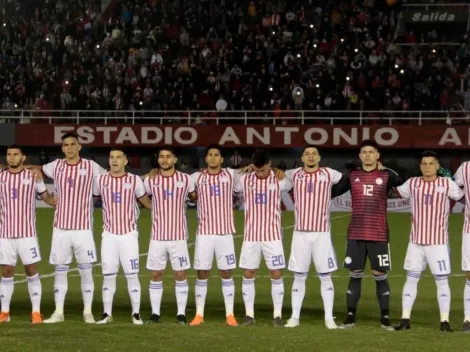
[363,184,374,196]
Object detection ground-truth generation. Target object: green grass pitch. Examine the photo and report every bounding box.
[1,210,469,351]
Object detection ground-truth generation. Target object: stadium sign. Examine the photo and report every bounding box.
[404,11,467,23]
[400,7,468,42]
[13,124,470,149]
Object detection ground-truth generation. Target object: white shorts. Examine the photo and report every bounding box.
[146,240,190,271]
[49,228,97,265]
[462,233,470,271]
[288,231,338,273]
[239,240,285,270]
[194,234,236,271]
[101,231,140,275]
[0,237,41,266]
[404,242,451,275]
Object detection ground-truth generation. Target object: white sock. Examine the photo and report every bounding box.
[195,279,208,316]
[0,277,14,313]
[175,279,188,316]
[126,273,141,315]
[464,279,470,322]
[402,271,420,319]
[222,278,235,316]
[271,278,284,318]
[435,275,451,322]
[242,277,255,318]
[27,274,42,312]
[78,264,94,313]
[53,265,69,314]
[291,273,307,320]
[102,274,117,316]
[319,273,334,321]
[149,281,163,315]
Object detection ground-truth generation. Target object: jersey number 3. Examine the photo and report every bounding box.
[363,184,374,196]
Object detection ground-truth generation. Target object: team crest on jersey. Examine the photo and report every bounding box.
[296,175,304,180]
[268,183,277,191]
[200,180,208,185]
[102,184,108,188]
[375,178,383,185]
[354,178,360,182]
[319,174,327,182]
[58,167,64,173]
[123,182,132,190]
[220,176,229,183]
[78,169,88,176]
[175,181,184,188]
[22,178,32,185]
[436,186,445,193]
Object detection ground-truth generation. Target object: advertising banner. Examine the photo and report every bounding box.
[15,124,470,149]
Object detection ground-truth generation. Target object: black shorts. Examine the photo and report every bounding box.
[344,240,390,271]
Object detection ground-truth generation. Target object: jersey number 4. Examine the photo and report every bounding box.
[363,185,374,196]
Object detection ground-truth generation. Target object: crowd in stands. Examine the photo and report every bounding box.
[2,0,470,121]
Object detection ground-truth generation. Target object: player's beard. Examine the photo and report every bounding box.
[8,162,22,169]
[160,165,174,171]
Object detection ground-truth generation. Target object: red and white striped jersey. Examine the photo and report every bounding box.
[454,162,470,233]
[0,169,47,238]
[144,171,195,241]
[93,172,146,235]
[191,168,237,235]
[397,177,463,245]
[286,167,342,232]
[235,171,292,241]
[42,158,106,230]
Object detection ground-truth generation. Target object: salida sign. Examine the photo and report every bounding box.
[14,124,470,149]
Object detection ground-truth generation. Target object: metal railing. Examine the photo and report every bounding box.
[0,109,466,125]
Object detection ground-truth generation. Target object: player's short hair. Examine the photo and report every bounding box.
[302,145,320,154]
[359,139,379,151]
[205,144,223,156]
[158,146,176,156]
[252,149,270,168]
[6,144,24,155]
[61,132,80,142]
[110,148,127,158]
[422,150,439,162]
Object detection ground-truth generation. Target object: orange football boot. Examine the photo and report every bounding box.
[32,312,43,324]
[226,314,238,326]
[0,312,10,323]
[190,315,204,326]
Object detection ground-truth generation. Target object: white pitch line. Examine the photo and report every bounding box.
[14,213,351,285]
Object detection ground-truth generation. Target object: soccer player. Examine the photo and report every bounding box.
[93,149,152,325]
[394,151,463,332]
[332,139,404,329]
[0,145,55,323]
[235,149,292,326]
[454,160,470,331]
[284,146,342,329]
[144,147,195,325]
[189,144,238,327]
[42,132,107,324]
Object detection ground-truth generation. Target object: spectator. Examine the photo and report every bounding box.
[230,150,242,168]
[39,150,49,166]
[0,0,469,120]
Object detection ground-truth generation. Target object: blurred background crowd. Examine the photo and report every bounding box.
[1,0,470,118]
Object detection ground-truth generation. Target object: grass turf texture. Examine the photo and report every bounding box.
[0,210,468,351]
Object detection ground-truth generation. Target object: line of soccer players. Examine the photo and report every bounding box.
[1,134,470,332]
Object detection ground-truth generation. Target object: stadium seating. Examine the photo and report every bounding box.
[0,0,469,118]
